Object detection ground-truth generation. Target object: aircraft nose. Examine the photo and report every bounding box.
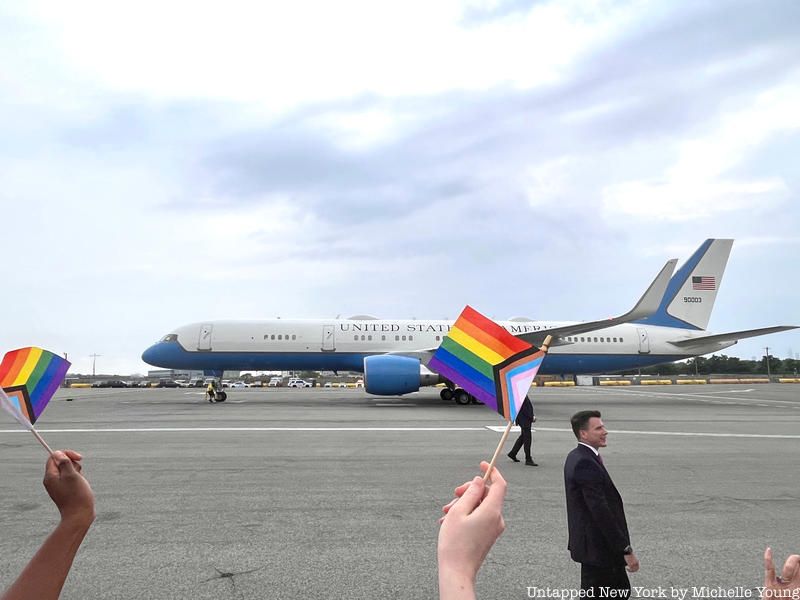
[141,344,163,366]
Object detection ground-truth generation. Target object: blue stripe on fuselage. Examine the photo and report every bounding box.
[142,341,691,375]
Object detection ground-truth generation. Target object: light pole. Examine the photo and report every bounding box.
[90,353,102,379]
[764,347,771,379]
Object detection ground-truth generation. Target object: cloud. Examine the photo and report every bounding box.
[602,79,800,221]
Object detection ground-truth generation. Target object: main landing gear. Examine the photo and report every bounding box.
[440,387,480,405]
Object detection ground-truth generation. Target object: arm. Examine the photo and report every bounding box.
[1,450,95,600]
[438,462,507,600]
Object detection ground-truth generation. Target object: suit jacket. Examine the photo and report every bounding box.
[515,397,534,427]
[564,444,630,567]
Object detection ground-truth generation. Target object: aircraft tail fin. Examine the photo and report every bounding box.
[634,239,733,331]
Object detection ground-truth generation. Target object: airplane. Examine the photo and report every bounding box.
[141,239,797,404]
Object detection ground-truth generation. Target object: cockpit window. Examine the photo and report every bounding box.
[160,334,178,342]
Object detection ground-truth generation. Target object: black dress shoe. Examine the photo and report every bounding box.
[507,453,520,462]
[525,460,538,466]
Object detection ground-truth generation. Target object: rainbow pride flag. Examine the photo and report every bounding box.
[429,306,545,422]
[0,347,70,425]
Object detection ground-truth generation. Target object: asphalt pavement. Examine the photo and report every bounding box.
[1,384,798,599]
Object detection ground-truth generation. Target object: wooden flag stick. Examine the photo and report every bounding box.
[0,386,56,457]
[483,419,514,482]
[31,428,56,457]
[482,334,554,483]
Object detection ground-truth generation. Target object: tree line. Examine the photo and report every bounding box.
[623,354,800,376]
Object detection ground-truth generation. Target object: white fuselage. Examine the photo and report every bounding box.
[143,318,734,376]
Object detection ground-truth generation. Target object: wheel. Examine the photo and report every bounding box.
[454,390,471,405]
[216,391,227,402]
[440,388,454,401]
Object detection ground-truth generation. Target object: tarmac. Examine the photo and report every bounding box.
[1,384,799,600]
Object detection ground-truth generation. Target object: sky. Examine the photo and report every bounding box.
[2,0,799,375]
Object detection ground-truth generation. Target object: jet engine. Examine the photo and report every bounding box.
[363,355,440,396]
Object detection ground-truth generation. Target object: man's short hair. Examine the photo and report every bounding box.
[571,410,601,439]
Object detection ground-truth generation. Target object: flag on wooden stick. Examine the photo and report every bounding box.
[0,347,70,455]
[429,307,552,481]
[429,306,546,421]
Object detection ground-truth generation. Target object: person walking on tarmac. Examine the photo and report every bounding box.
[206,380,216,403]
[508,395,537,466]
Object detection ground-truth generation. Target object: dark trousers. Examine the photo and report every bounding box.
[580,563,631,598]
[509,425,532,460]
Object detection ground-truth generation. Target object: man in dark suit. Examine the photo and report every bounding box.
[508,396,537,466]
[564,410,639,596]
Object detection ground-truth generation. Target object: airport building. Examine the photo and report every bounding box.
[146,369,241,380]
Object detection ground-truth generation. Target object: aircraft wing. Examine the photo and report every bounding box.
[515,258,678,347]
[668,326,799,348]
[387,258,677,361]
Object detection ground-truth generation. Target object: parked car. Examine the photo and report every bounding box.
[230,381,249,388]
[354,379,364,388]
[267,377,282,387]
[156,379,180,388]
[287,378,312,388]
[91,380,128,388]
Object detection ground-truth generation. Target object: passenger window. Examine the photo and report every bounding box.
[436,335,440,341]
[361,335,365,341]
[354,335,358,341]
[381,335,386,341]
[593,337,598,342]
[395,335,399,341]
[271,334,275,340]
[292,334,296,340]
[613,337,617,342]
[620,338,624,343]
[278,335,282,340]
[580,337,584,342]
[368,335,372,341]
[402,335,406,341]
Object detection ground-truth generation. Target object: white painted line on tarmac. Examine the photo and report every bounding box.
[485,426,800,439]
[374,403,417,407]
[0,427,486,434]
[590,387,800,407]
[4,422,797,438]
